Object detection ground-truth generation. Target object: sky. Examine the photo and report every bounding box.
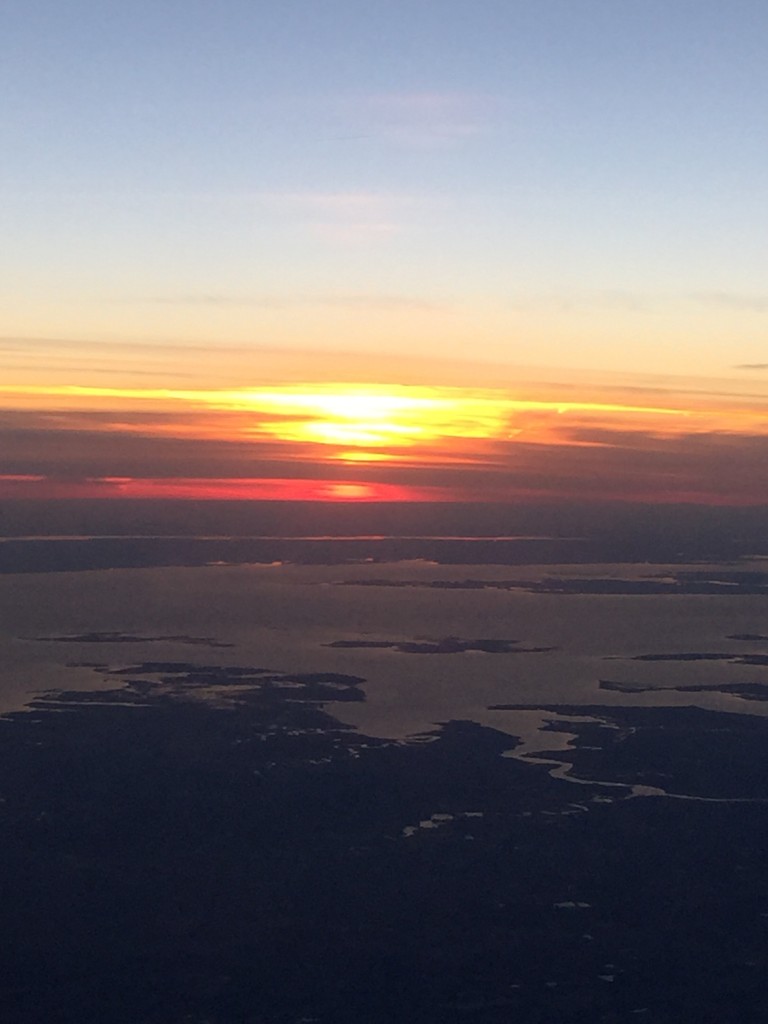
[2,1,768,505]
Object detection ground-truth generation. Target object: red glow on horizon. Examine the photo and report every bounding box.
[0,475,456,503]
[0,475,765,507]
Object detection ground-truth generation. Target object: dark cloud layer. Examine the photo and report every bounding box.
[2,405,768,504]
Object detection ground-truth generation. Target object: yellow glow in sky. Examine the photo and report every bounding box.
[234,385,503,449]
[2,378,768,505]
[0,380,703,463]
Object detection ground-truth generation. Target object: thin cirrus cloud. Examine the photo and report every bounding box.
[507,290,768,316]
[279,91,497,147]
[135,293,444,311]
[253,190,412,241]
[348,91,496,144]
[506,291,666,314]
[164,189,415,242]
[694,292,768,312]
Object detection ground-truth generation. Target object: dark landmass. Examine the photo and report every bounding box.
[2,662,768,1022]
[338,572,768,595]
[0,535,588,574]
[5,539,768,578]
[486,703,768,800]
[325,637,555,655]
[29,632,234,648]
[54,661,367,704]
[85,661,279,678]
[600,679,768,702]
[1,497,767,551]
[651,570,768,585]
[625,652,768,665]
[2,498,768,572]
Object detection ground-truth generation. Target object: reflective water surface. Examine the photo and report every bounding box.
[3,547,768,1022]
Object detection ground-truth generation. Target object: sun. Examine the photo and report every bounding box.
[233,384,464,452]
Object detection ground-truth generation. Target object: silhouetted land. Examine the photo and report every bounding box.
[2,513,768,1021]
[2,658,768,1023]
[1,498,768,569]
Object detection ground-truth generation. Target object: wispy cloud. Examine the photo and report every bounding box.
[4,405,768,505]
[0,336,256,356]
[506,290,667,313]
[255,189,411,241]
[694,291,768,312]
[508,290,768,315]
[132,292,444,311]
[139,294,288,309]
[350,91,495,145]
[316,294,443,311]
[276,90,496,148]
[734,363,768,370]
[133,189,414,242]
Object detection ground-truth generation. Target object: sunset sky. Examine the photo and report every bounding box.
[2,1,767,504]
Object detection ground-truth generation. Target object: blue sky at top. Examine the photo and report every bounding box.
[2,0,767,378]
